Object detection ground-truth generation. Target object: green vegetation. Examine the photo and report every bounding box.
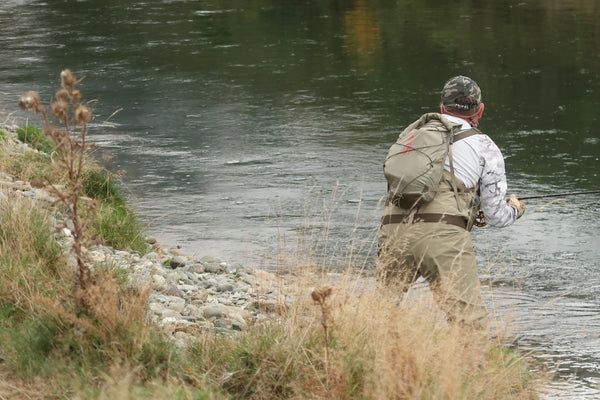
[17,126,55,154]
[82,168,150,253]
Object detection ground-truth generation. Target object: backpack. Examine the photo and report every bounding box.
[383,113,477,209]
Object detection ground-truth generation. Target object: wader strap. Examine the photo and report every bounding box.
[447,144,462,211]
[380,213,468,230]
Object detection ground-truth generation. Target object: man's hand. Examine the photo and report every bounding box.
[507,194,525,218]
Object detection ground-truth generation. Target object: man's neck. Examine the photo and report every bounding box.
[442,113,472,129]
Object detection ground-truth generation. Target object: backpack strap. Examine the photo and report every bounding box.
[451,127,480,144]
[448,128,481,211]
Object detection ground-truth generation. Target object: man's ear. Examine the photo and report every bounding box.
[440,104,446,113]
[477,103,485,118]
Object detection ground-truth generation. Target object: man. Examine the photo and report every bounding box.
[377,75,525,329]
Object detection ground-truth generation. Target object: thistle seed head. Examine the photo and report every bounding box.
[74,105,91,124]
[55,88,69,101]
[71,89,82,103]
[19,91,40,111]
[60,69,77,87]
[51,100,69,121]
[311,286,333,304]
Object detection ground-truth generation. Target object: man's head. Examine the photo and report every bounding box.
[440,75,484,126]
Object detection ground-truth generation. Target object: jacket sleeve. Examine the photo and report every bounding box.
[478,137,518,228]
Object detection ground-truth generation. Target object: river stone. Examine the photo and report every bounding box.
[169,256,186,269]
[150,294,170,304]
[152,274,166,286]
[186,305,205,320]
[129,272,153,289]
[161,309,181,319]
[89,251,106,264]
[160,317,178,326]
[149,303,163,314]
[199,279,216,289]
[203,305,224,319]
[164,285,185,297]
[231,320,246,331]
[214,318,230,328]
[204,263,225,274]
[187,263,205,274]
[13,180,31,191]
[177,284,197,293]
[168,297,186,313]
[199,255,218,264]
[217,282,235,292]
[143,251,159,260]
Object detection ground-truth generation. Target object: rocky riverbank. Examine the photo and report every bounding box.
[88,245,291,347]
[0,127,290,347]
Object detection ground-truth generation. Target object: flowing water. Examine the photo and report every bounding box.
[1,0,599,397]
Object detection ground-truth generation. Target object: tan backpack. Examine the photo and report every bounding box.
[383,113,478,209]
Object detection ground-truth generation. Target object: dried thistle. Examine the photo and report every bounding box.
[311,286,333,305]
[312,286,334,382]
[60,68,77,87]
[71,89,82,103]
[19,69,94,293]
[18,91,41,111]
[51,100,69,121]
[56,88,69,101]
[74,105,92,124]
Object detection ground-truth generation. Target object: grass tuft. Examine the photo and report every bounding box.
[17,125,55,154]
[80,167,150,253]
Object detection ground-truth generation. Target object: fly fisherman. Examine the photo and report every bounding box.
[377,75,526,330]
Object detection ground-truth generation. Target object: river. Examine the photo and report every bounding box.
[1,0,599,397]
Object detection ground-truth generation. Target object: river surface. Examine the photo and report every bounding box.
[1,0,599,397]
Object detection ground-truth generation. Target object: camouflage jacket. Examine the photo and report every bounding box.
[441,114,518,228]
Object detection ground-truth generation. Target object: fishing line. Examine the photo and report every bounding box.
[518,190,600,200]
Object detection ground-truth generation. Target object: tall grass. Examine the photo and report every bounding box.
[180,273,539,400]
[0,196,65,311]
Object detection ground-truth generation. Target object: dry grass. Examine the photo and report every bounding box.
[178,268,539,400]
[0,195,66,311]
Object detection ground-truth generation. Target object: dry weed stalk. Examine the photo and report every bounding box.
[19,69,95,290]
[310,286,333,385]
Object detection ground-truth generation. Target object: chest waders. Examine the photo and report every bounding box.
[378,117,488,330]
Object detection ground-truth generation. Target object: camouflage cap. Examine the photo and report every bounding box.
[440,75,482,112]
